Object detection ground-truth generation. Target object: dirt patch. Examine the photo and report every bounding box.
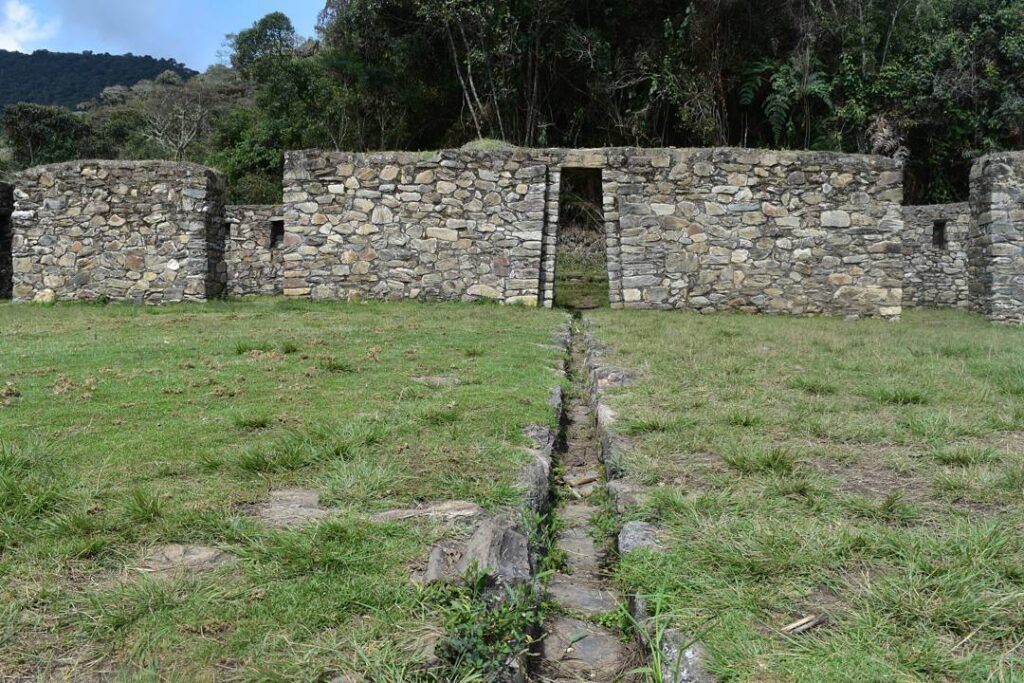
[51,374,97,400]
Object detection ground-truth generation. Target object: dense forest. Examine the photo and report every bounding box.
[0,50,196,110]
[1,0,1022,205]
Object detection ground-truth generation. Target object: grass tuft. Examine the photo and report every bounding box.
[235,340,273,355]
[866,385,930,405]
[319,357,356,373]
[786,375,837,395]
[124,488,163,523]
[232,412,273,431]
[722,445,796,475]
[932,445,1000,467]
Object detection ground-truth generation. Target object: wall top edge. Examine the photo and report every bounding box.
[15,159,224,179]
[284,146,905,169]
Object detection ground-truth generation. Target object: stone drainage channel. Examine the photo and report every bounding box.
[533,316,634,681]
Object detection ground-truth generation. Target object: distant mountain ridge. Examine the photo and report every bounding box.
[0,50,197,111]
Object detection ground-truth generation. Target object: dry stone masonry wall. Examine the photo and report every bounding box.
[225,204,283,297]
[10,160,226,303]
[968,152,1024,324]
[281,147,905,318]
[902,203,969,308]
[5,148,1024,323]
[282,149,547,304]
[547,148,904,317]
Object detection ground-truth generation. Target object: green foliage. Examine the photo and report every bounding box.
[1,2,1021,203]
[0,49,195,110]
[430,569,541,679]
[229,12,299,80]
[1,104,110,167]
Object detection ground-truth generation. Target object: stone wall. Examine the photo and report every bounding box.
[553,148,903,317]
[1,181,12,299]
[283,147,904,318]
[11,160,226,303]
[968,152,1024,324]
[282,150,546,304]
[902,203,969,308]
[225,204,283,297]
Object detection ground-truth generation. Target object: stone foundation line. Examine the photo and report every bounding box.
[582,319,718,683]
[535,318,635,681]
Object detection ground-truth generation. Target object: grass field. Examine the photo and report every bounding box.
[587,308,1024,682]
[0,299,565,681]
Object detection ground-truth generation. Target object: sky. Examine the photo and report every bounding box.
[0,0,324,70]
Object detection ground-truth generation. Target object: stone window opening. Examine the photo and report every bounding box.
[932,220,948,249]
[555,167,609,309]
[270,219,285,249]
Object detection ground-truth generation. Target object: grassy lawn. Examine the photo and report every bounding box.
[587,309,1024,682]
[0,299,565,681]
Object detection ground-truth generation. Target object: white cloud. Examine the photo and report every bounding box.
[0,0,57,52]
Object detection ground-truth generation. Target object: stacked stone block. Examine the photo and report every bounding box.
[968,152,1024,323]
[282,149,547,304]
[225,205,283,297]
[11,160,226,303]
[902,203,969,308]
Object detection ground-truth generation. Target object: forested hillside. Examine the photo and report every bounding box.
[0,50,195,110]
[1,1,1021,204]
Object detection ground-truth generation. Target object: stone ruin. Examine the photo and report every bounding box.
[2,148,1023,323]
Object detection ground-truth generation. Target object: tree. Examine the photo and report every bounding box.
[1,103,109,167]
[229,12,300,80]
[141,81,210,162]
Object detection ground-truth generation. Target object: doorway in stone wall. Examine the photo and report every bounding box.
[0,209,11,300]
[555,168,609,309]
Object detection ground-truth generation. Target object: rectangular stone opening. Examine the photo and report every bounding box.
[270,219,285,249]
[555,168,608,309]
[932,219,948,249]
[0,191,11,300]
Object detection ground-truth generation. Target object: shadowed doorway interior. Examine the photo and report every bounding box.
[555,168,608,310]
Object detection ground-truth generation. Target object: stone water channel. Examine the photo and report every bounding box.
[533,319,634,681]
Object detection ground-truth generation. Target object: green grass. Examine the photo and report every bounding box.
[587,308,1024,682]
[0,298,565,680]
[554,253,609,310]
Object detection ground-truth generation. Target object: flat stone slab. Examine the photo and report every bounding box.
[373,500,484,523]
[542,616,629,681]
[607,479,649,514]
[560,504,598,525]
[548,575,619,616]
[254,488,330,529]
[557,530,601,573]
[139,544,234,576]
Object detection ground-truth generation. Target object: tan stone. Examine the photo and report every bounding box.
[426,227,458,241]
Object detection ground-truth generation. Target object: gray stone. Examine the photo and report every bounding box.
[253,488,330,529]
[619,521,663,554]
[454,516,532,586]
[373,500,484,523]
[548,575,619,615]
[541,616,629,681]
[659,630,717,683]
[139,544,235,576]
